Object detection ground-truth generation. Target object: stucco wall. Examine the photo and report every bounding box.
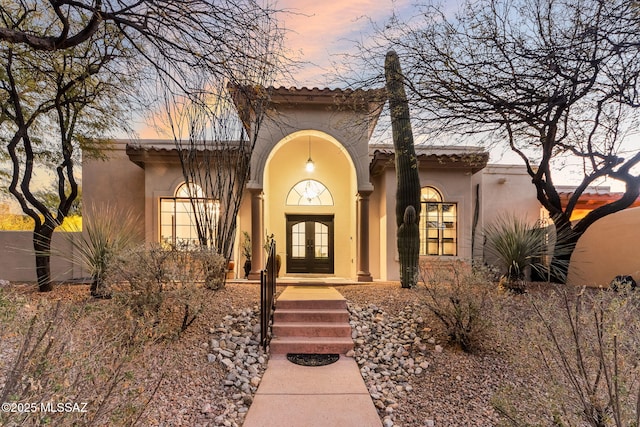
[567,207,640,287]
[0,231,85,282]
[479,165,542,227]
[252,105,374,193]
[369,172,385,280]
[83,140,145,237]
[477,164,543,268]
[140,161,185,244]
[373,164,478,281]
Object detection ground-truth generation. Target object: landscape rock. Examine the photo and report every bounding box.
[205,306,269,426]
[348,302,435,426]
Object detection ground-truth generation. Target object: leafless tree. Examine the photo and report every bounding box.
[162,12,285,266]
[1,11,134,291]
[1,0,285,291]
[349,0,640,282]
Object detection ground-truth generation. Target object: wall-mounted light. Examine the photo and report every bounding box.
[305,136,315,172]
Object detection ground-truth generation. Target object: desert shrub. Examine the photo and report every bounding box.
[0,298,162,426]
[0,287,17,323]
[194,247,227,291]
[111,243,225,339]
[494,288,640,427]
[417,259,494,353]
[64,203,140,298]
[162,241,227,291]
[113,244,173,320]
[484,214,549,292]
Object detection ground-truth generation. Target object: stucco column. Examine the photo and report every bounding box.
[357,190,373,282]
[248,187,263,280]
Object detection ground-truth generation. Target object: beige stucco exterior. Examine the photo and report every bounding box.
[370,145,489,280]
[0,231,85,282]
[567,207,640,287]
[3,86,638,286]
[235,87,384,280]
[82,141,145,232]
[74,88,545,283]
[479,165,543,227]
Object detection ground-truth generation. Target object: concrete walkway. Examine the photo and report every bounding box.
[242,286,382,427]
[242,355,382,427]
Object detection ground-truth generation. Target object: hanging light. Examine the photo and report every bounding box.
[305,136,315,172]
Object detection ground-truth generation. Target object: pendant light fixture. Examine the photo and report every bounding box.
[305,136,315,172]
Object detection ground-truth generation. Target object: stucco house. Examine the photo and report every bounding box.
[2,85,638,285]
[83,86,550,282]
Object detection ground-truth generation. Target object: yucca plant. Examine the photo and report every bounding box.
[484,214,548,292]
[65,204,141,298]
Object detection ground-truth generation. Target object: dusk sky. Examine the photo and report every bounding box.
[275,0,410,86]
[136,0,625,191]
[137,0,412,137]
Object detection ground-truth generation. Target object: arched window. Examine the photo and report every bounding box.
[286,179,333,206]
[160,182,219,246]
[175,182,204,198]
[419,186,457,256]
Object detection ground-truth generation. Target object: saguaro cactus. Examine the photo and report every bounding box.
[385,50,421,288]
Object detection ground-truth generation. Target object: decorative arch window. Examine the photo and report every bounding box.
[419,186,457,256]
[160,182,219,246]
[286,179,333,206]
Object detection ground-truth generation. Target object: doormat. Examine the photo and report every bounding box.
[287,353,339,366]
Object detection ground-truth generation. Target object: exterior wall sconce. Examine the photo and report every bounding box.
[497,177,507,184]
[305,137,315,172]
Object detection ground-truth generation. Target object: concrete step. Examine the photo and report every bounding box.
[273,308,350,323]
[276,298,347,310]
[269,336,354,354]
[272,322,352,338]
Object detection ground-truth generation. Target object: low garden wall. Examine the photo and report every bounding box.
[0,231,86,283]
[567,207,640,287]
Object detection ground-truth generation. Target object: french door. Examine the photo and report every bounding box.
[286,215,334,274]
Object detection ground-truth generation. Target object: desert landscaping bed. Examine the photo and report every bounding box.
[1,281,637,427]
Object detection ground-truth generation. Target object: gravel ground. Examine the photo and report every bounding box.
[0,281,564,426]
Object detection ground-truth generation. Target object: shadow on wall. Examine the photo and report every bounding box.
[567,207,640,287]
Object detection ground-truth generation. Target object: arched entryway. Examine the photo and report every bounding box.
[263,130,356,278]
[234,86,384,281]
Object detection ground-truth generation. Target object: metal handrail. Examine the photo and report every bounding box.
[260,240,277,349]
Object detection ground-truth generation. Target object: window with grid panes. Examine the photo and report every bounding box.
[160,183,219,246]
[419,187,457,256]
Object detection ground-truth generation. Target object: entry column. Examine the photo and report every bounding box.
[357,190,373,282]
[248,186,263,280]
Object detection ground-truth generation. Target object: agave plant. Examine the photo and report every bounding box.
[484,214,548,292]
[65,203,141,298]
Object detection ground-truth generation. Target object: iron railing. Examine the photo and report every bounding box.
[260,240,277,349]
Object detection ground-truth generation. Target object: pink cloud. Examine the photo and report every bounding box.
[135,0,405,137]
[278,0,405,85]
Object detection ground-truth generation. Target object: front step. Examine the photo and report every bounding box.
[274,308,349,323]
[273,322,352,338]
[270,286,354,355]
[276,298,347,310]
[270,337,354,355]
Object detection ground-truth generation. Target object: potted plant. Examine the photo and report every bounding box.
[241,231,251,279]
[264,232,281,277]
